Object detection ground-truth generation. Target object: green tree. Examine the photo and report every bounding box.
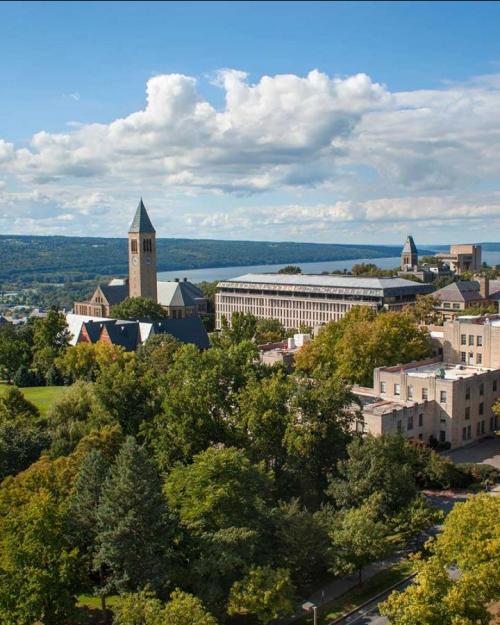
[328,434,418,514]
[165,446,272,533]
[255,318,287,344]
[329,495,392,586]
[94,437,173,598]
[56,341,129,382]
[110,296,168,320]
[278,265,302,274]
[12,364,36,387]
[380,494,500,625]
[163,589,219,625]
[0,490,82,625]
[219,312,257,344]
[0,333,31,382]
[32,308,71,377]
[227,566,296,624]
[0,385,39,421]
[136,333,181,377]
[0,420,50,479]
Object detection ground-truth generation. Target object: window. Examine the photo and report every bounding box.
[407,415,414,430]
[463,426,467,441]
[494,380,498,392]
[452,303,460,310]
[465,386,470,400]
[394,384,400,396]
[418,413,423,427]
[397,420,402,433]
[476,421,481,435]
[481,421,485,434]
[130,239,138,253]
[440,390,447,403]
[469,352,474,361]
[407,385,413,400]
[422,387,428,400]
[480,383,484,396]
[444,303,451,309]
[461,352,466,363]
[479,402,484,415]
[465,406,470,420]
[469,335,474,346]
[380,381,386,394]
[490,417,495,431]
[477,353,482,364]
[461,334,467,345]
[477,336,483,347]
[439,430,446,443]
[467,425,472,439]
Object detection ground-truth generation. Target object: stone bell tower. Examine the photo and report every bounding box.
[128,199,158,302]
[401,235,418,271]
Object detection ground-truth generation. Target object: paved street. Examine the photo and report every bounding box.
[443,435,500,469]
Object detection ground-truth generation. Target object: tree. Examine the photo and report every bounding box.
[329,495,392,586]
[409,294,440,324]
[218,312,257,344]
[380,494,500,625]
[227,566,295,624]
[0,420,50,480]
[56,341,129,382]
[278,265,302,274]
[0,385,39,421]
[110,296,168,320]
[0,333,31,382]
[328,434,419,515]
[69,449,112,608]
[255,318,287,344]
[136,333,181,377]
[94,437,173,598]
[113,589,218,625]
[12,364,36,387]
[0,490,82,625]
[32,308,71,377]
[164,446,272,533]
[272,498,330,592]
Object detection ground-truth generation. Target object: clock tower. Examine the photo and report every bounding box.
[128,199,158,302]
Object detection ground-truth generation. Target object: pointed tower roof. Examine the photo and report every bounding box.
[128,199,156,233]
[402,235,418,255]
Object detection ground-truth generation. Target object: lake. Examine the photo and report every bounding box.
[157,251,500,284]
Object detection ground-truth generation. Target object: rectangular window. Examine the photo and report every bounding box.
[467,425,472,439]
[477,353,482,364]
[439,430,446,443]
[380,381,386,394]
[465,386,470,400]
[440,390,447,403]
[452,303,460,310]
[418,413,423,427]
[490,417,494,431]
[476,421,481,435]
[444,303,451,309]
[465,406,470,420]
[469,335,474,346]
[479,402,484,415]
[494,380,498,392]
[463,426,467,441]
[397,420,402,433]
[407,415,414,430]
[481,421,485,434]
[461,352,466,363]
[422,387,428,400]
[394,384,400,396]
[407,385,413,400]
[477,336,483,347]
[130,239,138,253]
[461,334,467,345]
[480,383,484,396]
[469,352,474,361]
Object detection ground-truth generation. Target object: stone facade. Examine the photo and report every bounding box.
[128,199,158,302]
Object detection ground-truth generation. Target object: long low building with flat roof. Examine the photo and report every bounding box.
[215,273,433,329]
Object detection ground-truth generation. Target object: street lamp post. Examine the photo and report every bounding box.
[302,601,318,625]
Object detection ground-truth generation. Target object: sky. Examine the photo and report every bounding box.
[1,1,500,245]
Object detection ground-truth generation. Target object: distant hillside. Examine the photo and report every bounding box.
[0,235,411,285]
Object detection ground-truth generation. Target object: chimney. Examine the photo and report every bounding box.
[175,278,180,282]
[184,277,188,282]
[478,275,489,299]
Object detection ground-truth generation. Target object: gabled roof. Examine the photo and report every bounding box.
[128,199,156,233]
[102,321,140,351]
[157,280,205,307]
[149,316,210,349]
[434,280,484,303]
[99,284,129,306]
[402,235,418,255]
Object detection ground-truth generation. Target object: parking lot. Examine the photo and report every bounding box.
[443,436,500,469]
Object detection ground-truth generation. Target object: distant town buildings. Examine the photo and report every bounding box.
[215,273,433,330]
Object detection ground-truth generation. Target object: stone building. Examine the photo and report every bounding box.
[400,235,418,271]
[216,273,433,330]
[354,357,499,449]
[74,200,207,318]
[433,277,500,320]
[436,244,482,275]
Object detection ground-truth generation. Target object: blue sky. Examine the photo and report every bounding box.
[1,1,500,244]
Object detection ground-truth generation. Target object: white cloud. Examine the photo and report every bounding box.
[2,69,500,241]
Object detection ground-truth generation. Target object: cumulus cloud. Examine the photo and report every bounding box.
[2,68,500,241]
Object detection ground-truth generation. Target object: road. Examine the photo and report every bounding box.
[327,577,415,625]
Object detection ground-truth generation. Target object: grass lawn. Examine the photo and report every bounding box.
[298,559,416,625]
[0,384,67,416]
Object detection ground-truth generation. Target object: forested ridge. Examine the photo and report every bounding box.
[0,235,406,284]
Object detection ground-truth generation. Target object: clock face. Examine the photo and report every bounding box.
[132,256,139,266]
[145,256,152,265]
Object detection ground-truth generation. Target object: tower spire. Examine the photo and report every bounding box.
[128,198,156,233]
